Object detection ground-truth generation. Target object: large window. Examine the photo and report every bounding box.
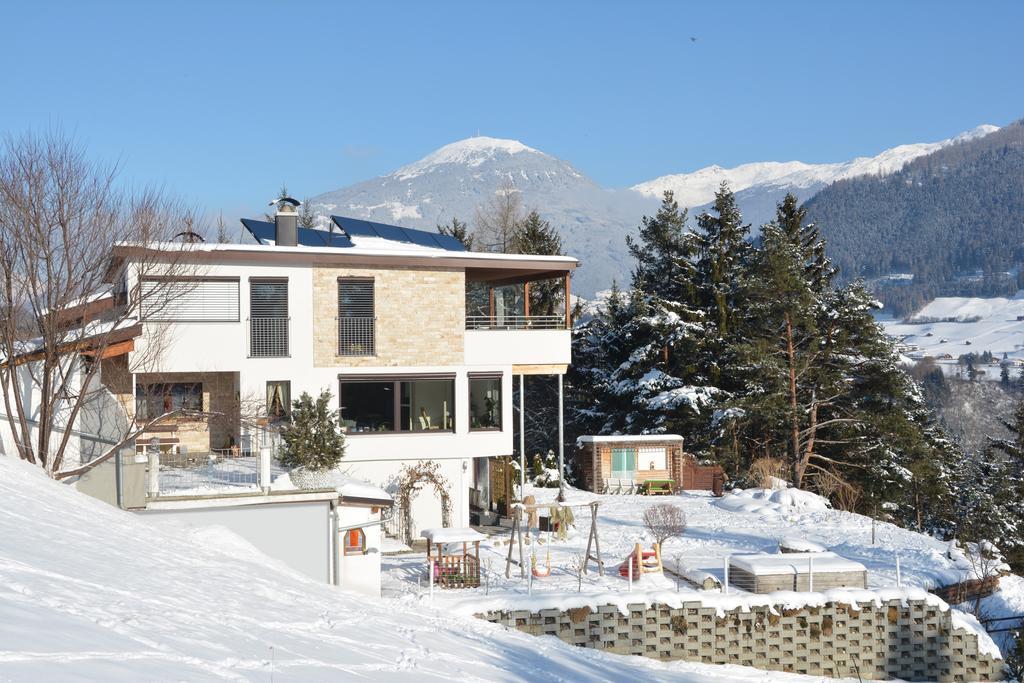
[250,279,289,357]
[339,376,454,433]
[338,278,374,356]
[140,277,239,322]
[136,382,203,420]
[469,375,502,430]
[266,380,291,424]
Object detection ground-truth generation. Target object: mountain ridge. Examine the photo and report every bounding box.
[311,125,999,296]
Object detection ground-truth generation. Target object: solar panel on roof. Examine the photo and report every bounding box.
[433,233,468,251]
[241,218,354,248]
[296,227,354,248]
[331,216,379,237]
[399,227,441,248]
[240,218,276,245]
[329,215,468,252]
[372,223,412,243]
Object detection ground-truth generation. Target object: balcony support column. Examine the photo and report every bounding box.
[557,372,565,503]
[519,374,525,502]
[523,282,530,318]
[563,274,571,330]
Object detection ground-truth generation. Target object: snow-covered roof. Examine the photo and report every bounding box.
[577,434,683,444]
[335,476,391,503]
[729,552,866,576]
[113,240,578,267]
[421,527,487,544]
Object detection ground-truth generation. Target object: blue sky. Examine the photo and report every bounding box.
[2,0,1022,220]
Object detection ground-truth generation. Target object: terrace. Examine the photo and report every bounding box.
[463,269,573,367]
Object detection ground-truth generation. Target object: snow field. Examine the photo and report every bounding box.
[385,482,1006,661]
[0,455,855,682]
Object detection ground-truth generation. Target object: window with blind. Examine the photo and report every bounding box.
[250,279,289,357]
[338,278,374,356]
[139,278,239,322]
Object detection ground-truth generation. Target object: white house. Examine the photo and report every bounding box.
[0,203,577,592]
[64,203,573,525]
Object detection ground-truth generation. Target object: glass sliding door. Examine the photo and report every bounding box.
[610,447,636,479]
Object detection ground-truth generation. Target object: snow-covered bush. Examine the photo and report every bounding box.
[531,450,561,488]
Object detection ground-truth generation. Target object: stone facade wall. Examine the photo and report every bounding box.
[312,266,465,368]
[481,599,1004,681]
[135,371,238,452]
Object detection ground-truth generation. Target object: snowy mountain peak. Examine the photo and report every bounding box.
[394,136,546,180]
[632,124,1000,208]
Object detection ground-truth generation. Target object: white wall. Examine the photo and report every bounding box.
[337,506,383,597]
[125,256,571,529]
[140,500,333,583]
[465,329,571,367]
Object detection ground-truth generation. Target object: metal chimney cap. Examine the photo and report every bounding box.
[268,196,301,210]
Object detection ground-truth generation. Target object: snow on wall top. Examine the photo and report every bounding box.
[394,136,544,180]
[576,434,684,444]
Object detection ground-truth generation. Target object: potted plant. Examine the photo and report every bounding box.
[278,389,346,489]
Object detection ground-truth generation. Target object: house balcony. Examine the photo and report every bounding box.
[463,266,573,368]
[464,317,571,367]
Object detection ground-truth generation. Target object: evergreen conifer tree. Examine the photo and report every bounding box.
[512,210,565,315]
[437,217,475,250]
[298,198,318,229]
[278,390,346,472]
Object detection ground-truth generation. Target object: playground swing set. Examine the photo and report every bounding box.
[505,500,604,579]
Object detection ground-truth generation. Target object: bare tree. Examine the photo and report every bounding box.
[568,552,586,592]
[215,212,231,243]
[0,129,214,480]
[473,183,523,253]
[643,503,687,546]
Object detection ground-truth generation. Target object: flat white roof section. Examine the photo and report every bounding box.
[421,527,487,544]
[577,434,683,444]
[729,552,867,576]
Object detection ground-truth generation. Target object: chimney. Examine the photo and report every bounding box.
[275,203,298,247]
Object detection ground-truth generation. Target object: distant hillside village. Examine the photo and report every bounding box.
[2,131,1023,681]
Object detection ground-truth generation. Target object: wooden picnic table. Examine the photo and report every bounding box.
[643,479,675,495]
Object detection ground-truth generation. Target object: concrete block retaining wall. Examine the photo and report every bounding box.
[480,598,1004,681]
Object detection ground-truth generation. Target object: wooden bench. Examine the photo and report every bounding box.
[643,479,674,495]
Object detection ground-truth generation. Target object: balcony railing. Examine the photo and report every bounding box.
[466,315,565,330]
[250,317,289,357]
[338,316,375,356]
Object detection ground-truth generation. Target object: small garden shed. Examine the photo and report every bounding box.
[576,435,724,495]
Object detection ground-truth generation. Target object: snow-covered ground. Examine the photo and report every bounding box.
[384,484,1007,665]
[881,293,1024,379]
[0,455,870,682]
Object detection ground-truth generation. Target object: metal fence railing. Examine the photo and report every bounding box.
[146,428,284,498]
[338,316,375,356]
[466,315,565,330]
[249,316,289,357]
